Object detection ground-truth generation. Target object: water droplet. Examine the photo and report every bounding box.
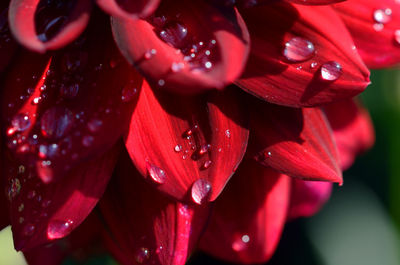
[171,62,185,72]
[36,160,53,183]
[82,135,94,147]
[373,8,392,24]
[199,144,211,155]
[121,83,138,102]
[146,163,167,184]
[191,179,212,205]
[18,165,25,174]
[19,217,24,224]
[225,129,231,138]
[7,178,21,200]
[47,219,74,239]
[32,97,42,105]
[37,15,67,42]
[158,21,188,48]
[202,160,212,169]
[320,61,342,81]
[135,247,150,264]
[18,203,24,212]
[283,37,315,62]
[87,118,103,133]
[158,79,165,86]
[310,62,318,69]
[39,144,59,159]
[232,234,250,251]
[41,107,74,140]
[8,114,31,135]
[144,49,157,59]
[394,29,400,44]
[174,145,182,152]
[23,223,36,236]
[373,23,384,31]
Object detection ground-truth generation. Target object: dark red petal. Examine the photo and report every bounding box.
[111,0,250,94]
[199,160,290,264]
[324,99,375,170]
[1,19,142,183]
[124,82,249,203]
[286,0,345,5]
[9,0,92,53]
[334,0,400,68]
[97,0,160,20]
[23,213,103,265]
[99,152,210,265]
[236,2,369,107]
[0,4,18,73]
[3,143,119,251]
[288,179,332,220]
[250,100,342,183]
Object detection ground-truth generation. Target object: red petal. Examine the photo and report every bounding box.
[23,213,103,265]
[8,0,92,53]
[250,100,342,183]
[1,19,142,183]
[236,2,369,107]
[288,179,332,220]
[324,99,375,170]
[99,152,210,265]
[0,4,18,73]
[286,0,345,5]
[3,144,119,251]
[334,0,400,68]
[97,0,160,20]
[124,82,249,203]
[111,0,250,94]
[199,160,290,264]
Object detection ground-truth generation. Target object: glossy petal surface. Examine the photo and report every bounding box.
[97,0,160,20]
[111,0,250,93]
[3,145,119,251]
[100,152,210,265]
[236,2,369,107]
[124,82,249,202]
[288,179,332,219]
[250,99,342,183]
[9,0,92,52]
[287,0,345,5]
[200,160,290,264]
[324,99,375,170]
[334,0,400,68]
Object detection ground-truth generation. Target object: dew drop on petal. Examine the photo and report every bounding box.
[82,135,94,147]
[373,8,392,24]
[40,107,74,140]
[37,16,67,42]
[202,160,212,169]
[87,118,103,133]
[191,179,212,205]
[146,163,167,184]
[225,129,231,138]
[158,21,188,48]
[37,160,54,183]
[283,37,315,62]
[144,48,157,59]
[8,114,31,135]
[174,145,182,152]
[47,219,74,239]
[60,83,79,99]
[23,223,36,236]
[121,83,138,102]
[199,144,211,155]
[320,61,342,81]
[232,234,250,251]
[135,247,150,264]
[394,29,400,45]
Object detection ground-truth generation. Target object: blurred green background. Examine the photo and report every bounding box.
[1,69,400,265]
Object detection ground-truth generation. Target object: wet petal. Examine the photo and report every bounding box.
[111,0,249,94]
[124,82,249,202]
[199,160,290,264]
[9,0,92,53]
[1,19,142,183]
[97,0,160,20]
[3,144,119,251]
[250,99,342,183]
[324,99,375,170]
[286,0,345,5]
[99,152,210,265]
[288,179,332,220]
[334,0,400,68]
[236,2,369,107]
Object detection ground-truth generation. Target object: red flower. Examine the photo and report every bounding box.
[0,0,386,264]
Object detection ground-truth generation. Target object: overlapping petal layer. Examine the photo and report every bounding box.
[97,0,160,20]
[100,152,210,265]
[334,0,400,68]
[200,160,290,264]
[9,0,92,53]
[249,98,342,183]
[111,0,250,94]
[236,2,370,107]
[124,83,249,202]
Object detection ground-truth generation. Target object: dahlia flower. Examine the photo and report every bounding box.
[0,0,393,263]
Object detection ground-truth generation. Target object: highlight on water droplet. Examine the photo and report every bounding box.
[146,162,167,184]
[135,247,150,264]
[40,106,74,140]
[373,8,392,24]
[47,219,74,239]
[320,61,342,81]
[23,223,36,236]
[232,234,250,252]
[283,37,315,62]
[8,114,31,135]
[191,179,212,205]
